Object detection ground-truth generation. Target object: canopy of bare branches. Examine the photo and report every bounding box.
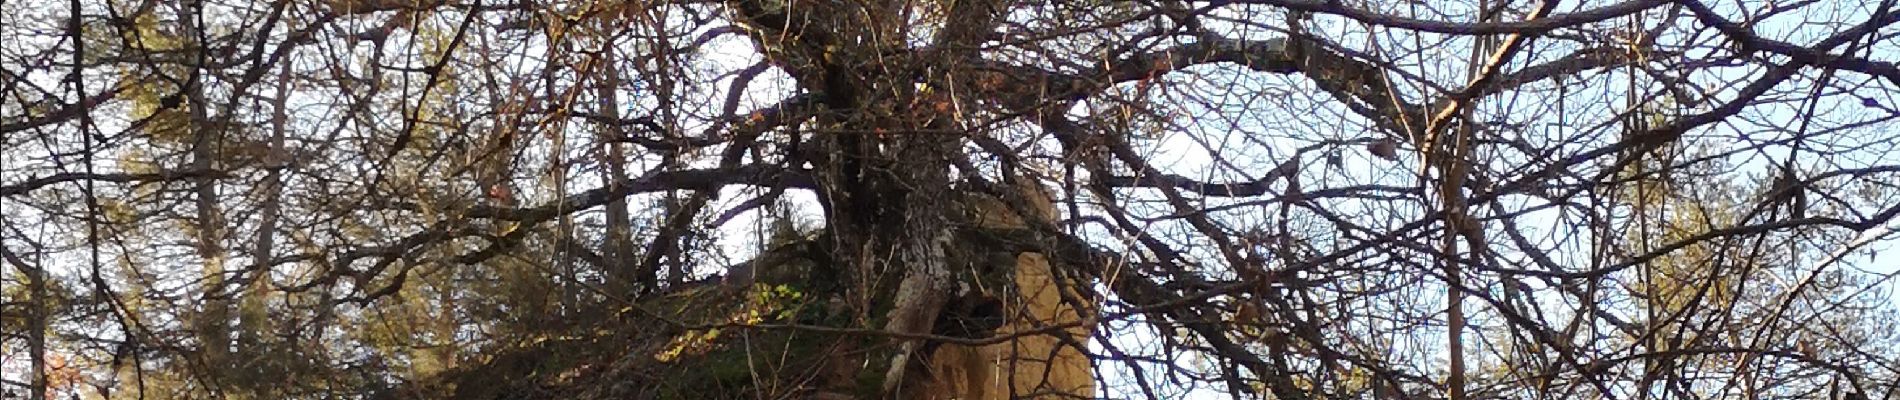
[4,0,1899,398]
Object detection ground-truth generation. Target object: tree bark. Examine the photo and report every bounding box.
[180,2,232,390]
[596,53,640,297]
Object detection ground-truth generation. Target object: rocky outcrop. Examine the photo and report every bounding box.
[910,182,1095,399]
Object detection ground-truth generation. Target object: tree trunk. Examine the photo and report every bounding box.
[595,53,639,297]
[181,2,232,390]
[23,255,48,400]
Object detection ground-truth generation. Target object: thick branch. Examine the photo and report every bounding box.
[1219,0,1667,35]
[1,169,233,197]
[1000,35,1639,140]
[0,87,124,134]
[374,165,813,221]
[1680,0,1900,84]
[1099,158,1299,197]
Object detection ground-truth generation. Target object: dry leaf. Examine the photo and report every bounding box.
[1366,139,1398,161]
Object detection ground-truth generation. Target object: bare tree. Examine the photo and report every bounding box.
[3,0,1899,398]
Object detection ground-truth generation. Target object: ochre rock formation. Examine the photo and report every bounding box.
[915,182,1095,399]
